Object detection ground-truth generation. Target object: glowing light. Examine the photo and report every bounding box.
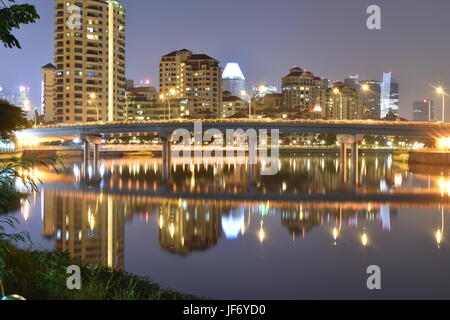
[437,137,450,150]
[436,87,445,95]
[361,84,370,91]
[361,233,369,247]
[332,228,339,241]
[313,104,322,112]
[436,229,442,246]
[21,200,30,221]
[169,222,175,238]
[258,85,268,94]
[88,207,95,231]
[259,221,266,243]
[159,215,164,230]
[221,210,245,240]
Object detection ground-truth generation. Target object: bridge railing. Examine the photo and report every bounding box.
[32,118,450,130]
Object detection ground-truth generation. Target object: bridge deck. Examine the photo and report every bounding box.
[20,119,450,139]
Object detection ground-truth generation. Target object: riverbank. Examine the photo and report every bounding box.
[17,146,397,160]
[1,242,199,300]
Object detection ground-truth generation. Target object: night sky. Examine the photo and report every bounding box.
[1,0,450,119]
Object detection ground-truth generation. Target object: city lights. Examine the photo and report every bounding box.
[436,87,446,122]
[361,233,369,247]
[5,0,450,303]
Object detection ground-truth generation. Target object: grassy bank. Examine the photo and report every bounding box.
[1,242,198,300]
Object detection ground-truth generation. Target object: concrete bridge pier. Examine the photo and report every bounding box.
[93,143,100,172]
[81,134,103,169]
[83,140,90,167]
[351,140,359,186]
[337,134,362,186]
[161,132,172,183]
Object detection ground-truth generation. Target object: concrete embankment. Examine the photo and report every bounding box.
[20,150,125,160]
[12,147,397,160]
[408,151,450,166]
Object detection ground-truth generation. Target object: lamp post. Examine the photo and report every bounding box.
[161,89,176,120]
[333,88,343,120]
[89,93,100,122]
[436,87,445,122]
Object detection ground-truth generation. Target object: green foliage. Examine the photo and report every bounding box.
[0,217,31,296]
[0,0,40,49]
[1,247,199,300]
[0,155,63,213]
[0,100,31,143]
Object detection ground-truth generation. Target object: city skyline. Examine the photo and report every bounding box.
[1,0,450,120]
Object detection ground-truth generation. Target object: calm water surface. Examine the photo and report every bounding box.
[7,155,450,299]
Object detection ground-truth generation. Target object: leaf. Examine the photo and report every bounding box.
[0,1,40,49]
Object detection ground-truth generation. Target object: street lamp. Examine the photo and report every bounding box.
[333,88,343,120]
[161,89,177,120]
[241,90,252,119]
[88,93,100,122]
[436,87,446,122]
[361,84,370,92]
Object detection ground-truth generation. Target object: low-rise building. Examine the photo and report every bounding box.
[221,91,249,118]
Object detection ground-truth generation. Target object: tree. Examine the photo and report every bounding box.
[0,0,39,49]
[0,100,31,142]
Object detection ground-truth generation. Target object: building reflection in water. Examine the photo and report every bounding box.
[23,155,448,266]
[42,190,125,270]
[39,188,404,259]
[158,201,221,255]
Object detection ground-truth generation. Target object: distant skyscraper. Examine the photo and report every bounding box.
[18,85,33,120]
[222,63,246,99]
[42,63,56,123]
[53,0,126,123]
[381,72,400,118]
[344,75,360,90]
[160,49,222,118]
[413,99,434,122]
[359,80,381,119]
[0,86,19,106]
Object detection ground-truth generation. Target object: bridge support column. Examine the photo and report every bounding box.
[93,143,100,169]
[337,134,363,186]
[83,140,90,167]
[339,143,347,166]
[161,133,172,183]
[351,141,359,186]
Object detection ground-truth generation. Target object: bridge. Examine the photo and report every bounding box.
[19,119,450,139]
[18,119,450,182]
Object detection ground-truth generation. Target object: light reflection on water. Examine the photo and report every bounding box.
[8,155,450,299]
